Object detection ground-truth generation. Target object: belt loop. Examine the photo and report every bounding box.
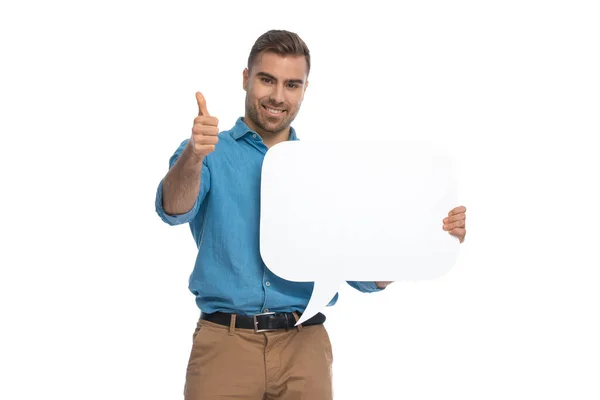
[229,314,237,335]
[292,312,303,332]
[284,313,289,331]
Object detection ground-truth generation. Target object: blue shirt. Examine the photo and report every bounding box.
[155,117,382,316]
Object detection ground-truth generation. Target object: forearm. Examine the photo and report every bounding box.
[346,281,385,293]
[162,142,204,215]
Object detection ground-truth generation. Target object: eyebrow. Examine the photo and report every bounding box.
[256,72,304,85]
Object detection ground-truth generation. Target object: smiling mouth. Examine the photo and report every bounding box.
[262,104,286,116]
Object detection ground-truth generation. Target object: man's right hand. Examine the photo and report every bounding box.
[190,91,219,159]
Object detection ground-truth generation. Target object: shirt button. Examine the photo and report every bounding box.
[253,134,257,139]
[265,281,271,287]
[264,309,269,312]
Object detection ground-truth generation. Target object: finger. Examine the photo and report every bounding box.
[443,213,466,224]
[448,205,467,216]
[193,125,220,138]
[193,116,219,128]
[196,91,210,117]
[195,135,219,146]
[449,228,466,243]
[443,220,464,230]
[443,220,465,230]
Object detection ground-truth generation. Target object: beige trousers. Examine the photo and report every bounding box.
[183,316,334,400]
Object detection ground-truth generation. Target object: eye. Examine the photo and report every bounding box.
[261,77,273,84]
[287,83,299,89]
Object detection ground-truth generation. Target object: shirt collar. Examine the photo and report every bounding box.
[230,117,299,141]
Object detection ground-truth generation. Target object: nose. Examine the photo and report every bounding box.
[269,83,285,105]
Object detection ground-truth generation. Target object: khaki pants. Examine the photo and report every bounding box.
[183,316,334,399]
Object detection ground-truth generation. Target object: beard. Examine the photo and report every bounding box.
[245,94,297,135]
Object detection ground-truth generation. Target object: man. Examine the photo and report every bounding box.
[155,29,467,400]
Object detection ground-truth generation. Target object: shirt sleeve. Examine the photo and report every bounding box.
[155,139,211,226]
[345,281,385,293]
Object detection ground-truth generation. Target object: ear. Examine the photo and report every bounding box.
[300,80,309,100]
[243,68,249,91]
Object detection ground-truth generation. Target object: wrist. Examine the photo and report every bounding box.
[184,140,206,165]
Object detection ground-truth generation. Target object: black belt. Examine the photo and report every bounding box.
[200,311,326,332]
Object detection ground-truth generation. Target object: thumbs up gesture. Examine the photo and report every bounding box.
[190,92,219,159]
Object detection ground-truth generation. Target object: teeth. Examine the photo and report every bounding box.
[266,107,283,114]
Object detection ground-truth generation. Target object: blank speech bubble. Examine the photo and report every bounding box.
[260,140,460,325]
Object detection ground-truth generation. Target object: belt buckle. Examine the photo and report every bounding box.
[253,311,277,333]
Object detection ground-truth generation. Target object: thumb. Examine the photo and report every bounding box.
[195,91,210,116]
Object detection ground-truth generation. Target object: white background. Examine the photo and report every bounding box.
[1,1,599,399]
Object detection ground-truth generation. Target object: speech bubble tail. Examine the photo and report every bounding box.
[296,280,341,326]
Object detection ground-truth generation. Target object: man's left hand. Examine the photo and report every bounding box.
[443,205,467,243]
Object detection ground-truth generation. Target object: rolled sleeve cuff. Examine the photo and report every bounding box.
[346,281,385,293]
[155,179,199,226]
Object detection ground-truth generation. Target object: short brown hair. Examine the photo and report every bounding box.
[247,29,311,75]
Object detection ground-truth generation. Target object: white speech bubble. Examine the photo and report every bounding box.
[260,140,460,325]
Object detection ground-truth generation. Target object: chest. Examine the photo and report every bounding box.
[208,140,267,208]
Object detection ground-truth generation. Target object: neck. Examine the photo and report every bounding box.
[243,116,290,149]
